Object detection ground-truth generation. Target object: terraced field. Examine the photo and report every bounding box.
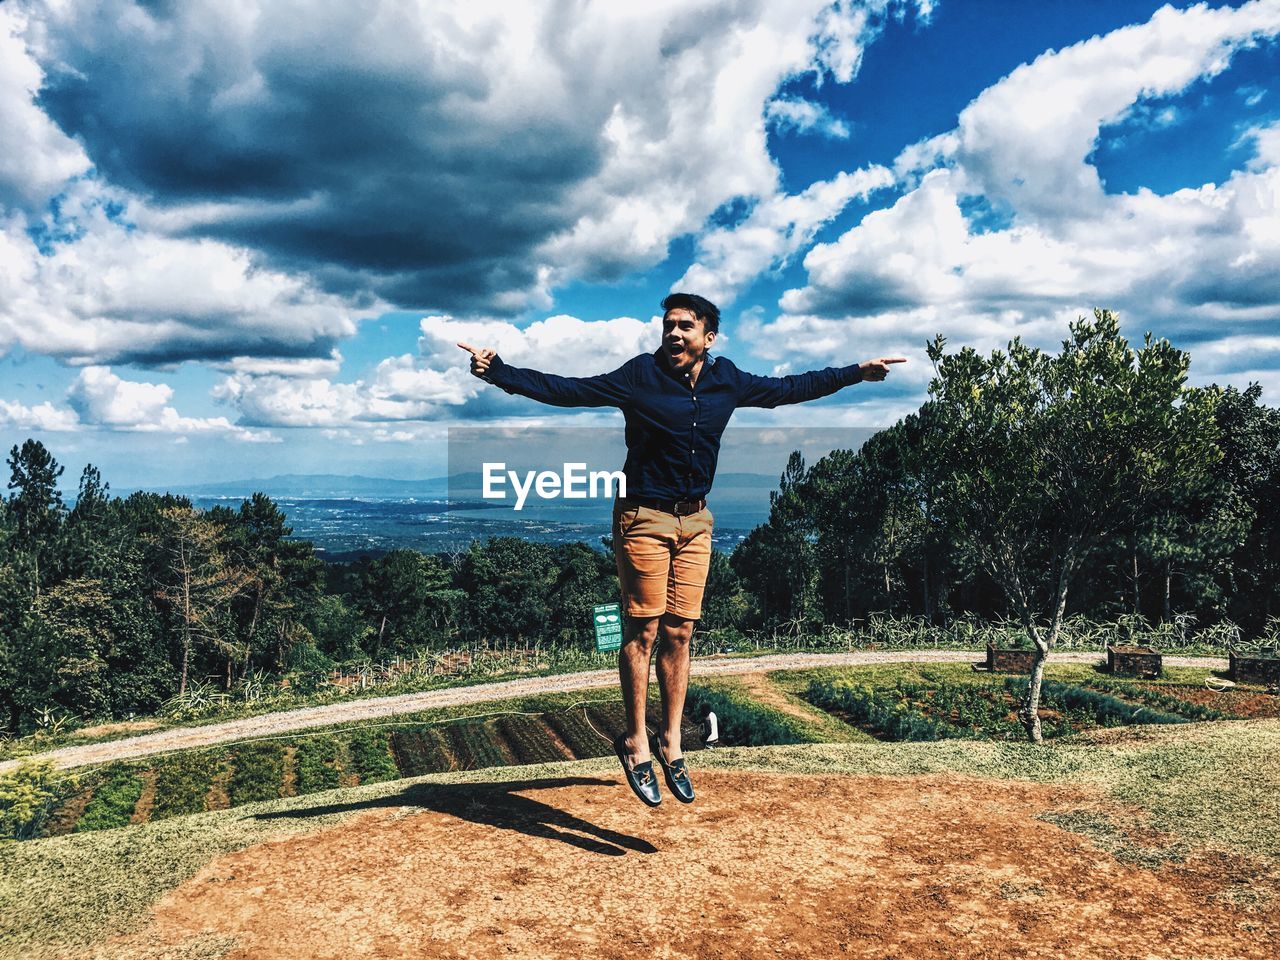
[28,696,713,837]
[21,662,1270,840]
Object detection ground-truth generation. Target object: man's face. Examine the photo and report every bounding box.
[662,307,716,374]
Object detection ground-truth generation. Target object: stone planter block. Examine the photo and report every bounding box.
[1107,644,1162,679]
[986,643,1037,673]
[1229,651,1280,687]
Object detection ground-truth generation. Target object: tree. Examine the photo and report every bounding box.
[221,493,325,680]
[147,505,250,695]
[6,440,65,594]
[1212,385,1280,633]
[353,549,461,653]
[455,539,556,647]
[925,310,1220,741]
[61,464,114,581]
[731,452,818,629]
[11,578,115,723]
[544,541,617,646]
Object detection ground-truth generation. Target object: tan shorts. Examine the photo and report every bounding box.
[613,497,714,620]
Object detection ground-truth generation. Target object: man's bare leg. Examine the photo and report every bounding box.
[655,613,694,761]
[618,614,659,765]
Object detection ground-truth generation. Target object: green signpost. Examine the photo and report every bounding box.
[592,602,623,652]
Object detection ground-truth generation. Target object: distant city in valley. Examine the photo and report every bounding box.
[138,473,781,560]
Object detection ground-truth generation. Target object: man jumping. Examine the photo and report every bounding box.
[460,292,904,807]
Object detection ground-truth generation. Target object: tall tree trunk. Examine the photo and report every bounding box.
[179,542,192,696]
[1019,647,1047,743]
[1162,560,1172,623]
[922,549,933,624]
[243,586,263,679]
[179,623,191,696]
[1018,556,1072,744]
[1131,543,1140,615]
[844,557,852,620]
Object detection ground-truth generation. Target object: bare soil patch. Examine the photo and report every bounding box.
[42,785,93,837]
[279,747,298,799]
[1151,685,1280,719]
[129,770,157,825]
[93,770,1276,960]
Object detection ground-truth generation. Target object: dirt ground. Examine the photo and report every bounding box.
[85,769,1277,960]
[1152,685,1280,719]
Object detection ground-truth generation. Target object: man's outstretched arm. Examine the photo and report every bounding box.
[735,357,906,408]
[458,342,633,408]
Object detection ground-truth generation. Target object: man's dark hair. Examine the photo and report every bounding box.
[661,292,720,334]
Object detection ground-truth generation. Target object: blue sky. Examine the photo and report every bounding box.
[1,0,1278,491]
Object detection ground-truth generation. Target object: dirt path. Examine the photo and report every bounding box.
[81,769,1277,960]
[736,671,828,724]
[5,650,1227,773]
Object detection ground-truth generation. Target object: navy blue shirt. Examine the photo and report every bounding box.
[483,349,864,501]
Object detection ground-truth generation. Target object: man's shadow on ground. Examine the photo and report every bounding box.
[254,776,656,857]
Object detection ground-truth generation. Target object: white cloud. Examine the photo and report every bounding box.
[1240,119,1280,170]
[0,0,936,384]
[213,312,667,427]
[14,0,925,320]
[811,0,932,84]
[0,398,79,432]
[678,165,894,306]
[0,6,89,211]
[210,351,345,379]
[68,366,278,441]
[0,188,362,366]
[210,351,478,428]
[766,96,851,139]
[928,0,1280,221]
[417,313,661,376]
[767,1,1280,395]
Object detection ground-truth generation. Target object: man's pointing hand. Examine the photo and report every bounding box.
[859,357,906,382]
[458,342,497,378]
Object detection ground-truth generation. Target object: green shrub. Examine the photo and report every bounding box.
[1,760,68,841]
[805,679,965,741]
[294,737,344,793]
[444,721,508,770]
[1081,678,1235,721]
[348,730,400,784]
[285,640,336,693]
[228,744,286,805]
[75,767,144,833]
[390,728,455,776]
[685,683,820,747]
[151,751,222,820]
[544,706,612,759]
[1012,678,1189,727]
[496,716,567,765]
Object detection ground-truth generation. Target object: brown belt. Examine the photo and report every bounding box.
[622,496,706,516]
